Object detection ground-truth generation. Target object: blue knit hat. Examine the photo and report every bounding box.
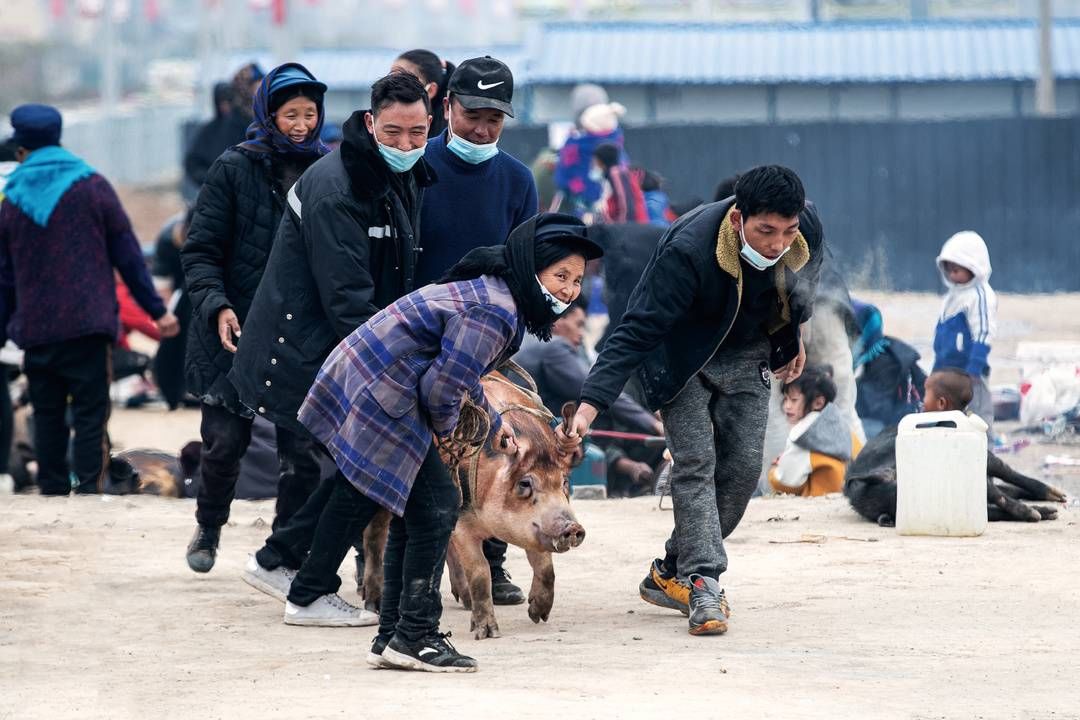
[10,104,62,150]
[268,66,327,102]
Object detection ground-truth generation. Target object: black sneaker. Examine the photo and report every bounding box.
[186,524,220,573]
[490,566,525,606]
[687,574,729,636]
[366,634,394,669]
[382,632,478,673]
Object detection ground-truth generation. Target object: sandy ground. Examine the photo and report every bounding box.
[4,200,1080,719]
[1,491,1077,720]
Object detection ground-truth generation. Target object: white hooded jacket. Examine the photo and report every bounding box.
[933,230,997,377]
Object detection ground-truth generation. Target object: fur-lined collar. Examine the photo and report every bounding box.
[715,205,810,331]
[714,205,809,279]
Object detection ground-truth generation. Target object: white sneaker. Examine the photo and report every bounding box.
[284,593,379,627]
[241,555,296,602]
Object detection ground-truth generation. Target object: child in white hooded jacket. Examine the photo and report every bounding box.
[932,230,997,431]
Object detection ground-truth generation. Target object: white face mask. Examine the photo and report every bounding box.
[536,275,570,315]
[738,222,788,271]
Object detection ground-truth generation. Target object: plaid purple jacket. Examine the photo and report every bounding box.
[299,275,523,516]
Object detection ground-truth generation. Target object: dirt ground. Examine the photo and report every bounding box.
[3,187,1078,717]
[1,490,1077,720]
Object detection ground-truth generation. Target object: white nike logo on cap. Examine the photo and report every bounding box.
[477,80,504,90]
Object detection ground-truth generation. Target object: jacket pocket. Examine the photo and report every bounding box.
[369,371,417,419]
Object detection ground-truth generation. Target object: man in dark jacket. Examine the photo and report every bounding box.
[559,165,823,636]
[236,73,435,626]
[0,104,179,495]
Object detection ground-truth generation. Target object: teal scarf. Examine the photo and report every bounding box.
[2,146,95,227]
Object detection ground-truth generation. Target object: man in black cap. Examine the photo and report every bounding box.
[407,54,539,605]
[0,104,179,495]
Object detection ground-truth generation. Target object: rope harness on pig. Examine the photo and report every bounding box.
[443,361,556,511]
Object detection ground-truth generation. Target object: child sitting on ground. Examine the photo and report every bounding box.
[768,367,863,496]
[933,231,997,432]
[844,369,1065,526]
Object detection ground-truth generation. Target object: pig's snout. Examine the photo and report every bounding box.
[563,522,585,548]
[550,521,585,553]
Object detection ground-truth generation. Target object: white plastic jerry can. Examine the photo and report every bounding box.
[895,411,989,537]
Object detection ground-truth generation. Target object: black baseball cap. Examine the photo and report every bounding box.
[447,56,514,118]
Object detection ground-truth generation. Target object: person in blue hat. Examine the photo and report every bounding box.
[181,62,330,574]
[0,103,179,496]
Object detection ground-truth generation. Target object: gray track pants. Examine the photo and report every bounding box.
[660,338,771,581]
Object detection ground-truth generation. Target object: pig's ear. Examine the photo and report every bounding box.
[560,401,577,428]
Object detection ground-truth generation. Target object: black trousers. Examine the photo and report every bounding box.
[195,402,321,530]
[25,336,111,495]
[285,471,383,606]
[0,364,14,475]
[483,538,508,570]
[376,446,459,642]
[154,295,189,410]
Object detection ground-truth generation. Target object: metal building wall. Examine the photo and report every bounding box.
[499,116,1080,292]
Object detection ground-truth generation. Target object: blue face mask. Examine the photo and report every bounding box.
[738,222,788,271]
[374,132,425,173]
[446,116,500,165]
[536,275,570,315]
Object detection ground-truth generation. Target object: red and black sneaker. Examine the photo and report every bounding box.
[687,574,730,636]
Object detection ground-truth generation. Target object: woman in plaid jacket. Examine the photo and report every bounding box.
[288,213,601,673]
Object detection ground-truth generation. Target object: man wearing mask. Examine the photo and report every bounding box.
[231,72,435,626]
[557,166,823,637]
[409,55,539,606]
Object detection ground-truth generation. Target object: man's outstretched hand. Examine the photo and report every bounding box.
[556,402,599,455]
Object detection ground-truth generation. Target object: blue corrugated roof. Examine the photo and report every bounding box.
[212,20,1080,90]
[527,19,1080,84]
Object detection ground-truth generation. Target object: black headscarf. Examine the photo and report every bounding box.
[440,213,602,341]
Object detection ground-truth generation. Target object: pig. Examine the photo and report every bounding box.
[443,374,585,640]
[354,372,584,632]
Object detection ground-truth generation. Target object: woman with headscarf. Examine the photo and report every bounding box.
[285,213,601,673]
[181,63,330,574]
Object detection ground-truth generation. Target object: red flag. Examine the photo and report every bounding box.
[51,0,65,19]
[272,0,285,24]
[144,0,159,22]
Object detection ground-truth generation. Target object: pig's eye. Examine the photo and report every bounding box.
[515,476,534,499]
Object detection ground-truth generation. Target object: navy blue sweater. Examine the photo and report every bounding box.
[415,132,538,286]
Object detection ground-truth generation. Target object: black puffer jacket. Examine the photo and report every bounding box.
[181,147,317,406]
[580,197,824,412]
[228,111,435,435]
